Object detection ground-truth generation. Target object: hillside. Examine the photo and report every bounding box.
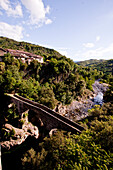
[77,59,113,84]
[0,36,62,60]
[0,37,103,101]
[0,37,112,108]
[0,37,113,170]
[0,37,104,133]
[77,59,113,74]
[77,59,105,66]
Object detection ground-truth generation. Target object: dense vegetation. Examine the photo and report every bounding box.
[0,37,113,170]
[2,101,113,170]
[77,59,105,67]
[77,59,113,84]
[0,37,102,109]
[20,90,113,170]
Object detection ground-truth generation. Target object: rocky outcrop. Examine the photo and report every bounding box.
[92,80,108,94]
[54,103,67,116]
[1,121,39,150]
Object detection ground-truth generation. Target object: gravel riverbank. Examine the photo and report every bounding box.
[57,81,109,121]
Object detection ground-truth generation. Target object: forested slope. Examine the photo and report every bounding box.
[0,37,113,170]
[77,59,113,74]
[0,37,102,109]
[0,36,62,60]
[77,59,113,84]
[77,59,105,66]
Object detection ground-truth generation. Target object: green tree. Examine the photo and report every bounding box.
[38,85,57,109]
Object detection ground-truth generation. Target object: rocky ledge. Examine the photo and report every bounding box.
[1,120,39,150]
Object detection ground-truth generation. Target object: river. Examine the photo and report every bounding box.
[59,80,109,121]
[94,92,103,105]
[92,80,108,105]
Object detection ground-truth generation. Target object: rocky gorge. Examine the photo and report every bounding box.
[56,80,109,121]
[0,81,108,151]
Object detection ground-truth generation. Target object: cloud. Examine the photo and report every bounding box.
[74,43,113,61]
[0,0,23,17]
[96,36,100,42]
[21,0,52,26]
[57,47,71,56]
[83,43,95,48]
[57,49,68,56]
[26,34,29,37]
[39,44,69,56]
[0,22,23,41]
[45,19,52,25]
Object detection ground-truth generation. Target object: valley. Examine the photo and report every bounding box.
[0,37,113,170]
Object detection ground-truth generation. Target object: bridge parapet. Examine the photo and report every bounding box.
[8,94,84,134]
[14,94,84,131]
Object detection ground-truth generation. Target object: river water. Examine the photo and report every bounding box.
[92,80,108,105]
[63,80,108,121]
[94,92,103,105]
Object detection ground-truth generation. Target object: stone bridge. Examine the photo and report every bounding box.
[8,94,84,134]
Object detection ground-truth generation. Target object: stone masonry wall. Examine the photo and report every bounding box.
[9,94,84,133]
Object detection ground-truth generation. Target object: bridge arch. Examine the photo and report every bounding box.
[8,94,84,134]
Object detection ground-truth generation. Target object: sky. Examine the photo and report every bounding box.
[0,0,113,61]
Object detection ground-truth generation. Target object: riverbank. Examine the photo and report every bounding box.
[56,81,109,121]
[92,80,108,94]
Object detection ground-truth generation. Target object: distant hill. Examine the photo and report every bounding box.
[77,59,105,67]
[77,59,113,74]
[0,36,62,59]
